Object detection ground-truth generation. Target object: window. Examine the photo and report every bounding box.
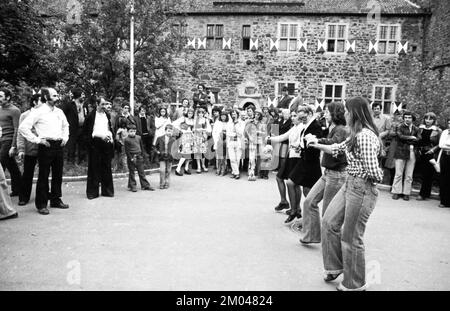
[276,81,297,96]
[278,23,299,52]
[242,25,251,50]
[326,24,348,53]
[377,25,401,55]
[206,24,223,49]
[171,23,187,49]
[323,83,345,104]
[372,85,396,114]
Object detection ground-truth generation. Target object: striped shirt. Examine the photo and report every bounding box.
[331,128,383,183]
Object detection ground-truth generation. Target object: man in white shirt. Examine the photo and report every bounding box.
[82,97,114,199]
[19,87,69,215]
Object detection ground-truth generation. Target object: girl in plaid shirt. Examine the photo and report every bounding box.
[308,97,383,291]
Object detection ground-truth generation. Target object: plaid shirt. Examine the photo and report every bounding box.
[331,128,383,183]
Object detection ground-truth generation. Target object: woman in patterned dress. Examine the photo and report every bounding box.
[193,107,212,173]
[174,108,195,176]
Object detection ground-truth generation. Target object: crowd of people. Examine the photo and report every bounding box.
[0,84,449,291]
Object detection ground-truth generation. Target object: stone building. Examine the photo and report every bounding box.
[171,0,433,113]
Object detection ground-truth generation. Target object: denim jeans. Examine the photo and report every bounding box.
[159,160,172,187]
[0,164,16,219]
[322,175,378,290]
[302,169,347,243]
[127,154,150,190]
[392,150,416,195]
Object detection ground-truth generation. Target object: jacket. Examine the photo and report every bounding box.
[277,95,293,109]
[318,124,348,171]
[134,114,156,138]
[394,123,420,160]
[155,135,176,162]
[82,110,114,154]
[17,110,38,157]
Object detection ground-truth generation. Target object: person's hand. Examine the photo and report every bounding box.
[60,140,67,147]
[18,151,24,161]
[8,147,16,157]
[38,138,50,147]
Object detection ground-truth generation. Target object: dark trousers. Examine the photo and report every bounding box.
[127,154,150,190]
[66,127,86,163]
[419,158,435,199]
[86,138,114,198]
[141,134,154,162]
[19,155,38,202]
[440,153,450,206]
[0,139,22,194]
[36,141,64,209]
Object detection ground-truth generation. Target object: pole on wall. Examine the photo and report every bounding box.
[129,0,135,116]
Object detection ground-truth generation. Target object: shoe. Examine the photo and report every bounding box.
[0,212,18,221]
[299,238,319,245]
[275,202,290,212]
[164,185,169,189]
[403,195,410,201]
[416,196,426,201]
[196,170,201,174]
[175,169,183,176]
[284,214,296,224]
[392,194,400,200]
[439,204,449,208]
[50,201,69,209]
[87,195,99,200]
[264,176,269,180]
[324,272,342,282]
[285,209,293,215]
[184,169,191,175]
[203,167,208,172]
[9,192,19,197]
[336,282,366,291]
[143,187,155,191]
[38,208,50,215]
[235,175,240,180]
[230,174,236,178]
[160,185,165,190]
[18,200,28,206]
[130,188,137,192]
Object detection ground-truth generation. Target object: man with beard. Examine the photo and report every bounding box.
[19,88,70,215]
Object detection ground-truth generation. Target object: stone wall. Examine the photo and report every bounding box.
[172,15,425,110]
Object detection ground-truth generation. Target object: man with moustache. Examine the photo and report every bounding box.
[19,88,70,215]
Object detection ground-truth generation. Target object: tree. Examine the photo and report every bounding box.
[0,0,55,87]
[54,0,188,108]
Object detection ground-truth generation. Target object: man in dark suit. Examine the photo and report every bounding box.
[192,83,210,111]
[61,88,86,164]
[155,124,176,189]
[277,86,293,110]
[134,105,156,163]
[82,97,115,199]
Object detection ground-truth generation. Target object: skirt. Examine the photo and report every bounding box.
[276,157,300,180]
[289,157,322,188]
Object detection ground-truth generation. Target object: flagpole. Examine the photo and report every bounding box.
[130,0,135,116]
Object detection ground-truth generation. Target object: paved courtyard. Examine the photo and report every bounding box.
[1,170,449,291]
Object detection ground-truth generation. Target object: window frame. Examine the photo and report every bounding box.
[277,22,301,53]
[376,24,401,56]
[275,81,299,97]
[321,82,347,104]
[325,23,349,55]
[372,84,397,115]
[241,24,251,50]
[206,24,224,50]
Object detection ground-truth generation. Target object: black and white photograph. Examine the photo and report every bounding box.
[0,0,449,296]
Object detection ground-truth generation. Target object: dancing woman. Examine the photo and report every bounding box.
[300,102,348,244]
[308,97,383,291]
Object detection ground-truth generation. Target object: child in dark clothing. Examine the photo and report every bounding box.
[124,124,155,192]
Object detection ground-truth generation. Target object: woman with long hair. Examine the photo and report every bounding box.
[174,107,195,176]
[416,112,442,201]
[307,97,383,291]
[154,106,172,145]
[227,109,244,179]
[300,102,348,244]
[273,109,292,212]
[193,107,211,173]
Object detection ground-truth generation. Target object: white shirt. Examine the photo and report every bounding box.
[19,104,69,144]
[155,116,172,139]
[92,111,111,139]
[271,123,304,158]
